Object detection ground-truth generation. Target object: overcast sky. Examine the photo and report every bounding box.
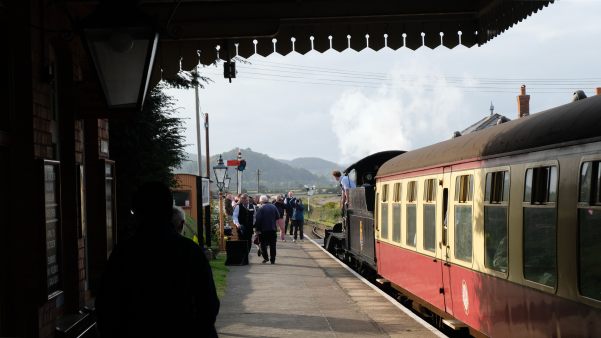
[164,0,601,166]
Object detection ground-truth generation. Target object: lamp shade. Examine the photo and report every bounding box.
[213,155,228,191]
[82,3,158,110]
[224,176,231,190]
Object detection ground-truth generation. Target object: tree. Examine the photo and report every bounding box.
[110,71,209,239]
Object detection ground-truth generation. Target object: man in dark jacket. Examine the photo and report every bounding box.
[284,191,296,236]
[254,195,280,264]
[96,182,219,337]
[233,193,255,253]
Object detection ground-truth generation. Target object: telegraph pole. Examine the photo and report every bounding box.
[193,66,205,248]
[204,113,211,248]
[237,149,242,194]
[257,169,261,194]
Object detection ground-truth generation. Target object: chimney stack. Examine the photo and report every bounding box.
[596,87,601,95]
[517,85,530,118]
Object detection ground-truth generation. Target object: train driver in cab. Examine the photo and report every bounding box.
[332,170,356,209]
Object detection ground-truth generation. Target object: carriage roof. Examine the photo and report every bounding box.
[377,94,601,178]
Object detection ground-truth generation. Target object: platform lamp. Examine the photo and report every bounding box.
[224,174,231,192]
[82,1,159,111]
[213,155,228,250]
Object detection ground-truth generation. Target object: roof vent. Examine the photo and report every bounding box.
[453,131,462,138]
[573,90,587,101]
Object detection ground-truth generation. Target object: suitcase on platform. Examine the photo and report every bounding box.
[225,240,249,266]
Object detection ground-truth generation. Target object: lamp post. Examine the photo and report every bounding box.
[213,155,228,250]
[82,2,158,111]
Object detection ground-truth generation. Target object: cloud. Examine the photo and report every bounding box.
[329,61,466,164]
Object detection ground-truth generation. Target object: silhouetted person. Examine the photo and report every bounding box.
[172,205,186,234]
[96,182,219,337]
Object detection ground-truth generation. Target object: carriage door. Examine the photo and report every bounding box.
[439,168,454,315]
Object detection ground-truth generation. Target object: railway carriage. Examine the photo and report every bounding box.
[374,95,601,336]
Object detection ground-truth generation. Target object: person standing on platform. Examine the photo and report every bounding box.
[233,193,256,253]
[273,195,286,241]
[284,191,296,236]
[254,195,280,264]
[96,182,219,337]
[291,198,305,242]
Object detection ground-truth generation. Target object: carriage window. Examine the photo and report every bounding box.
[406,181,417,247]
[392,183,402,242]
[407,181,417,202]
[524,166,558,204]
[484,171,509,272]
[423,179,437,252]
[454,175,473,262]
[523,165,557,287]
[392,204,401,242]
[381,184,389,202]
[406,204,416,247]
[578,161,601,300]
[380,184,389,239]
[455,175,473,202]
[423,204,436,252]
[393,183,401,202]
[424,179,437,202]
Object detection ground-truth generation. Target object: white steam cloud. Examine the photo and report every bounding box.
[330,62,468,164]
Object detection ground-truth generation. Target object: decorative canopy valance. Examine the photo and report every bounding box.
[134,0,555,85]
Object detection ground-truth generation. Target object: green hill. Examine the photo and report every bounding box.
[174,148,331,191]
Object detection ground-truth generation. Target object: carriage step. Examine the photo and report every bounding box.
[442,319,467,330]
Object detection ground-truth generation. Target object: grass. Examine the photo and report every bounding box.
[306,194,342,226]
[209,253,228,299]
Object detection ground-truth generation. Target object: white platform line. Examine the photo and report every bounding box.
[305,234,448,338]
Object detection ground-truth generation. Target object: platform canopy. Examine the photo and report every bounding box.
[135,0,554,83]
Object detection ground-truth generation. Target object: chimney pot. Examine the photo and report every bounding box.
[517,85,530,118]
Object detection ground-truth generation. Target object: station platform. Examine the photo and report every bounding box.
[215,235,445,337]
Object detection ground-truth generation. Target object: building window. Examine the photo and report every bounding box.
[43,161,62,296]
[423,179,437,252]
[484,171,509,272]
[173,190,191,207]
[523,166,557,287]
[380,184,389,240]
[454,175,473,262]
[392,183,401,242]
[406,181,417,247]
[578,161,601,300]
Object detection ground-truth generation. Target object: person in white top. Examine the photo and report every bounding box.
[332,170,356,209]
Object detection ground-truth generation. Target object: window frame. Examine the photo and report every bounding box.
[577,157,601,304]
[405,180,417,248]
[483,168,510,276]
[522,162,558,291]
[380,183,390,240]
[422,178,437,253]
[453,174,474,263]
[391,182,402,243]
